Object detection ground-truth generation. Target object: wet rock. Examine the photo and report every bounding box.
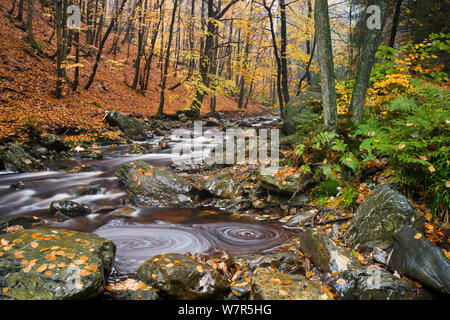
[230,280,252,298]
[28,146,49,160]
[137,253,229,300]
[205,117,220,127]
[0,144,43,172]
[105,279,159,300]
[299,228,357,273]
[115,161,200,208]
[288,192,310,208]
[216,197,252,212]
[281,91,322,135]
[233,252,305,274]
[0,228,115,300]
[329,266,432,300]
[76,150,104,160]
[0,216,44,234]
[92,206,116,214]
[72,186,103,196]
[153,128,165,136]
[371,247,389,265]
[49,200,92,219]
[111,206,137,217]
[250,268,330,300]
[387,226,450,295]
[202,173,244,199]
[39,135,70,152]
[285,211,314,228]
[178,113,187,122]
[9,181,26,190]
[257,167,312,195]
[105,110,147,141]
[343,184,425,250]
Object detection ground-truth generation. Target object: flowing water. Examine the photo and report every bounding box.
[0,118,289,274]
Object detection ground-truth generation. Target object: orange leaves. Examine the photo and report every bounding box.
[414,233,423,239]
[85,265,98,271]
[79,269,91,277]
[36,265,48,273]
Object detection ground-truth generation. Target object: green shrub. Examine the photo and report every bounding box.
[356,79,450,221]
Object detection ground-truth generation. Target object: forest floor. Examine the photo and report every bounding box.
[0,0,268,143]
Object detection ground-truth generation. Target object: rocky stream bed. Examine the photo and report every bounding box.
[0,111,448,300]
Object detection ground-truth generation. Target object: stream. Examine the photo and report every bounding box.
[0,117,290,275]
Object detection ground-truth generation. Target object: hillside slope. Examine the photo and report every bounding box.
[0,0,267,142]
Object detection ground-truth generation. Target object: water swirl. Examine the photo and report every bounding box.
[94,220,288,274]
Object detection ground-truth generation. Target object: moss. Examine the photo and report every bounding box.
[312,179,340,197]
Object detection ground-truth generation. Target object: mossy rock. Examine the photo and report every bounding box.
[201,172,244,199]
[257,167,313,195]
[115,160,200,208]
[343,184,426,250]
[249,268,330,300]
[136,253,229,300]
[105,110,147,141]
[0,228,115,300]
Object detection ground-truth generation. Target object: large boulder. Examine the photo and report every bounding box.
[136,253,229,300]
[281,91,322,135]
[0,228,115,300]
[115,161,200,208]
[387,226,450,295]
[201,172,244,199]
[299,228,357,273]
[233,252,305,274]
[343,184,425,250]
[105,110,147,141]
[249,268,330,300]
[257,167,312,195]
[49,201,92,219]
[329,266,433,300]
[0,144,42,172]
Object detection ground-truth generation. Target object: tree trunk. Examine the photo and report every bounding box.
[350,0,389,124]
[279,0,289,105]
[84,0,128,90]
[157,0,180,116]
[314,0,337,129]
[389,0,402,48]
[26,0,37,48]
